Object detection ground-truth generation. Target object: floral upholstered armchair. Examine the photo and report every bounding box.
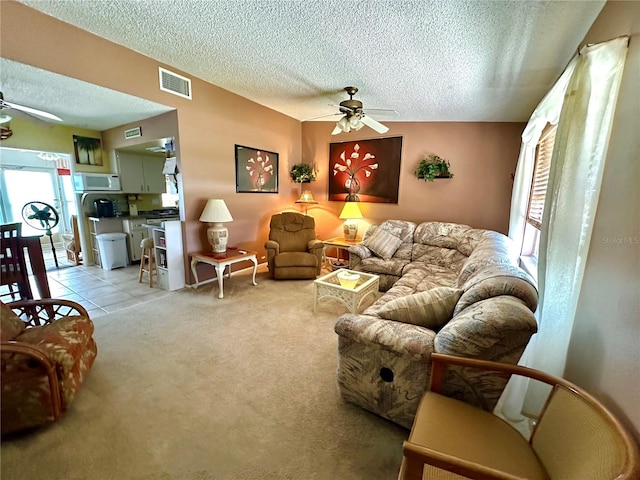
[0,299,97,435]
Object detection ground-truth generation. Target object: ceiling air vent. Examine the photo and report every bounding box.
[159,67,192,100]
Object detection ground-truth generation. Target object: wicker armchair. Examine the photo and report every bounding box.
[1,299,97,435]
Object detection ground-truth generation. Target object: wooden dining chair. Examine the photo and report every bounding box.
[0,223,33,302]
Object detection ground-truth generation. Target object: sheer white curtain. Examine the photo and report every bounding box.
[507,58,577,248]
[503,36,629,420]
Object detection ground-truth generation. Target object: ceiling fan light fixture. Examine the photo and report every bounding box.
[337,116,351,133]
[327,87,392,135]
[0,112,12,124]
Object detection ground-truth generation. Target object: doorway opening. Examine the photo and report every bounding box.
[0,147,79,270]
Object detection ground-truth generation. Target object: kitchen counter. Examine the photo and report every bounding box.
[87,212,180,222]
[86,215,179,265]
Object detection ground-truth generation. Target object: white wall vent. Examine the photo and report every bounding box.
[124,127,142,139]
[159,67,192,100]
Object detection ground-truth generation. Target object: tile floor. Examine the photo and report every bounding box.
[41,263,171,318]
[2,241,171,318]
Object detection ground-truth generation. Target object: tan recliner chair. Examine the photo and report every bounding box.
[265,212,324,279]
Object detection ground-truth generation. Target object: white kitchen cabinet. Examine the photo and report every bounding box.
[117,152,166,194]
[151,220,185,291]
[122,218,148,262]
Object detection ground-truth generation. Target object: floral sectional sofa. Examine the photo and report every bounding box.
[334,220,538,428]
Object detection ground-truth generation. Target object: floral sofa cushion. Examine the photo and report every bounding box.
[455,263,538,315]
[349,220,416,291]
[411,222,474,270]
[376,287,463,329]
[363,228,404,260]
[0,301,25,341]
[16,315,94,377]
[457,231,520,286]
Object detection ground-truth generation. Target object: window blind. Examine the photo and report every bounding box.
[526,125,557,229]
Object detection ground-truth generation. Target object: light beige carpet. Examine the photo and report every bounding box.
[1,269,407,479]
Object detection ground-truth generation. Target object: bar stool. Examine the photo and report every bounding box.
[138,237,156,287]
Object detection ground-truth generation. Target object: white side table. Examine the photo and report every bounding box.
[190,249,258,298]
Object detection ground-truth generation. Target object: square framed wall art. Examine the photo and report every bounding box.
[73,135,104,166]
[328,136,403,203]
[235,145,279,193]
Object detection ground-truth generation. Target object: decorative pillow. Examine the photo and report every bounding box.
[0,301,26,342]
[363,228,403,260]
[377,287,463,329]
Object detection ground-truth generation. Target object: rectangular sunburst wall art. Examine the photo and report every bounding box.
[328,136,403,203]
[235,144,279,193]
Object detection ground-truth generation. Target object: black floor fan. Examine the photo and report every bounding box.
[22,201,60,268]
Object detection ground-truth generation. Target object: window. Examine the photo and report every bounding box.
[526,124,556,230]
[521,124,557,261]
[161,175,179,207]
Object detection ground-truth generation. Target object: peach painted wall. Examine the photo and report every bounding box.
[0,1,302,279]
[1,1,523,283]
[301,121,524,240]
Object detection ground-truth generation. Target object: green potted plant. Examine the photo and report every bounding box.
[415,155,454,182]
[290,163,316,183]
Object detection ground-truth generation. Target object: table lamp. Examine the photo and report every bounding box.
[339,202,363,242]
[199,199,233,253]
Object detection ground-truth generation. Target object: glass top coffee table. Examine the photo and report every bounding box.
[313,268,379,313]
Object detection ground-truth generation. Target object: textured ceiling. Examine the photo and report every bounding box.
[5,0,605,130]
[0,59,174,131]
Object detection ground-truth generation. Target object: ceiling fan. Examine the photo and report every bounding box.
[327,86,396,135]
[0,91,63,139]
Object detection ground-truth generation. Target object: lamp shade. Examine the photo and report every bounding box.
[199,199,233,223]
[339,202,363,220]
[295,190,318,205]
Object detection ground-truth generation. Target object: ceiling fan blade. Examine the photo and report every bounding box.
[329,103,358,113]
[305,113,342,121]
[360,114,389,134]
[3,107,54,128]
[6,101,62,122]
[364,108,399,115]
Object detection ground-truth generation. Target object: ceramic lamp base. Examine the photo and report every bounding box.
[207,223,228,253]
[343,221,358,242]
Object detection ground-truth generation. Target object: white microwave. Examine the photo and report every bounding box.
[73,173,121,192]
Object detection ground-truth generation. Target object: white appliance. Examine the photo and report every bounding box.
[73,173,121,192]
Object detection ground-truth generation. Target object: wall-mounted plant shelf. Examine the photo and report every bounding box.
[415,155,454,182]
[289,163,316,183]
